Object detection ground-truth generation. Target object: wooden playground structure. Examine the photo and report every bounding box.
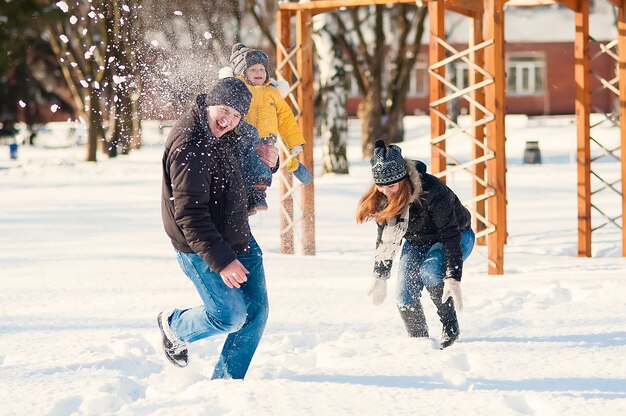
[274,0,626,275]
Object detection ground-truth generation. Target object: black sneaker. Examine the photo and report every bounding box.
[157,310,189,367]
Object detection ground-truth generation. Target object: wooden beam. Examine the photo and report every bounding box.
[276,10,295,255]
[618,1,626,256]
[296,10,316,256]
[553,0,579,11]
[470,15,487,246]
[575,1,591,257]
[444,4,476,17]
[484,0,507,275]
[429,0,447,177]
[505,0,556,6]
[506,0,578,9]
[444,0,483,15]
[280,0,419,13]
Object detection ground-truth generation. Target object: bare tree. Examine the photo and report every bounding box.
[104,0,142,156]
[333,4,427,158]
[46,0,109,161]
[313,14,349,174]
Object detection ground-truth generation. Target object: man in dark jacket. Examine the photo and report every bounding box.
[158,77,275,379]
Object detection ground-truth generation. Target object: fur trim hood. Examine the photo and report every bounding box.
[405,158,423,204]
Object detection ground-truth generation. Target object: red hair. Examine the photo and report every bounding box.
[355,177,414,225]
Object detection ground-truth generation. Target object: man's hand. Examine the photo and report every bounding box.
[219,260,249,289]
[257,143,279,167]
[442,278,463,311]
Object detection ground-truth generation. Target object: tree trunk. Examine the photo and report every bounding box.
[358,87,385,159]
[86,87,101,162]
[313,14,349,174]
[387,105,405,144]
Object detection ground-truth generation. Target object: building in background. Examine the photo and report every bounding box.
[346,2,617,116]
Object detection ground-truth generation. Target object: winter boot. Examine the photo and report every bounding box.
[157,310,189,367]
[427,284,460,350]
[397,303,429,338]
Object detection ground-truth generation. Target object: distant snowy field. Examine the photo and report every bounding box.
[1,116,625,415]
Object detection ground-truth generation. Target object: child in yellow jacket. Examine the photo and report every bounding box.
[220,43,311,211]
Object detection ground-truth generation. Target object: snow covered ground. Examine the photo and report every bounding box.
[1,116,625,415]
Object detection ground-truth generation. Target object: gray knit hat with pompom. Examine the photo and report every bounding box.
[370,139,408,185]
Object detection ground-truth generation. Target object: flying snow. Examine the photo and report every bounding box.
[55,1,68,13]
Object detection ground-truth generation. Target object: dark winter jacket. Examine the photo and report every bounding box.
[161,94,250,273]
[374,160,472,281]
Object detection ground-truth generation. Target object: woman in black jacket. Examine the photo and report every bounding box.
[356,140,475,349]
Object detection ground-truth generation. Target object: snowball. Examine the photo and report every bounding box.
[150,40,159,47]
[203,32,212,40]
[59,34,69,44]
[80,80,89,88]
[18,100,26,108]
[174,11,182,16]
[50,104,60,113]
[122,4,130,12]
[69,15,78,24]
[56,1,69,13]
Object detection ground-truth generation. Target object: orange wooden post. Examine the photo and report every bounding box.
[276,9,295,255]
[575,1,592,257]
[470,13,486,246]
[484,0,506,274]
[429,0,447,176]
[296,10,316,255]
[619,1,626,257]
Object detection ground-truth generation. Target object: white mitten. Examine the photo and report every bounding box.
[367,279,387,305]
[218,66,234,79]
[441,279,463,311]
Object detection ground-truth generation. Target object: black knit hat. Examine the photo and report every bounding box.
[229,43,270,79]
[370,139,408,185]
[206,77,252,118]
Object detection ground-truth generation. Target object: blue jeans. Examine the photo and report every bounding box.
[169,236,269,379]
[396,229,475,306]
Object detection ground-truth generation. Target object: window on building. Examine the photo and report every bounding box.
[506,55,545,96]
[410,59,428,97]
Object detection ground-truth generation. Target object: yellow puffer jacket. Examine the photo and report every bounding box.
[238,76,305,150]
